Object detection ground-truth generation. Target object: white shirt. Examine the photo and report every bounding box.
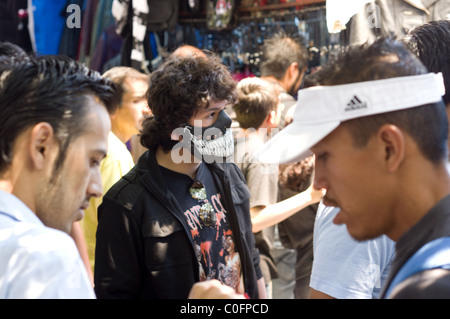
[310,203,396,299]
[0,190,95,298]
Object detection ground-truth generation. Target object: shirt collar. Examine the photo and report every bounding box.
[109,131,123,145]
[0,189,43,226]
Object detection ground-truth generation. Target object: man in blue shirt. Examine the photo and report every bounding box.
[0,50,115,298]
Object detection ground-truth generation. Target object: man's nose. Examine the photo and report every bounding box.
[142,102,152,116]
[312,166,328,191]
[87,170,103,199]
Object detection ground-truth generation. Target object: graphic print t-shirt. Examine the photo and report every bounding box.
[159,163,244,293]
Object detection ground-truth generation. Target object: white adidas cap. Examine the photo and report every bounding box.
[255,73,446,164]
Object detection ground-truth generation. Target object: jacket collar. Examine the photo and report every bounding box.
[136,148,170,200]
[136,147,229,197]
[405,0,433,14]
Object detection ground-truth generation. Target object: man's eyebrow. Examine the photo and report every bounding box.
[92,149,107,159]
[310,145,322,154]
[205,103,227,112]
[206,106,222,111]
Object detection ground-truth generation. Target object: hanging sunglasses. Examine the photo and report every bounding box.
[189,180,217,227]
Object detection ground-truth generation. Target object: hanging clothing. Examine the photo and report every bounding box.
[89,0,115,58]
[77,0,99,63]
[30,0,66,55]
[344,0,450,46]
[326,0,371,33]
[112,0,178,73]
[59,0,84,59]
[0,0,33,52]
[89,23,123,72]
[113,0,151,73]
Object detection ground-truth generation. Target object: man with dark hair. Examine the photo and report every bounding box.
[403,20,450,155]
[403,20,450,105]
[0,41,28,58]
[256,37,449,298]
[94,53,266,299]
[0,54,115,298]
[259,31,309,128]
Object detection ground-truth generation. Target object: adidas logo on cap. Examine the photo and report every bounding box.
[345,95,367,112]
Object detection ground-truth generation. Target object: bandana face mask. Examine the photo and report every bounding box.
[168,110,234,163]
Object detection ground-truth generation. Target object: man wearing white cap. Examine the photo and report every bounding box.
[256,37,449,298]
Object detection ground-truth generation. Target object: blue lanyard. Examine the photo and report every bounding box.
[385,236,450,298]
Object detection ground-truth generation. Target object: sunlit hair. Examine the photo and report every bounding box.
[0,54,115,175]
[233,77,279,129]
[259,31,308,79]
[102,66,150,114]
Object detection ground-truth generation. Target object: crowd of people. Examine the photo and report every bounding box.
[0,18,449,299]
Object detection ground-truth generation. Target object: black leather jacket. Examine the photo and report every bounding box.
[94,148,262,299]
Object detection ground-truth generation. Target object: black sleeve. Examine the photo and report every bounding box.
[230,164,263,281]
[94,197,143,298]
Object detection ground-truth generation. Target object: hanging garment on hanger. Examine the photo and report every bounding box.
[89,0,115,57]
[90,23,123,72]
[206,0,237,31]
[0,0,33,52]
[77,0,99,63]
[30,0,66,55]
[146,0,178,32]
[326,0,371,33]
[112,0,149,72]
[59,0,84,59]
[112,0,178,73]
[130,0,150,72]
[345,0,450,46]
[149,32,164,71]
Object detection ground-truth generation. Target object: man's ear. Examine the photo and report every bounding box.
[259,111,276,129]
[29,122,55,170]
[377,124,405,173]
[288,62,299,79]
[267,110,277,125]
